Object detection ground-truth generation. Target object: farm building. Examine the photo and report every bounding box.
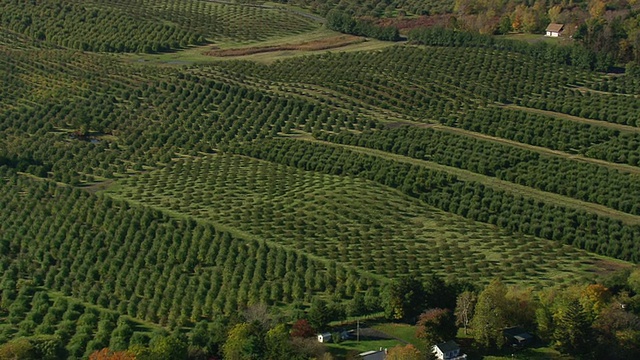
[503,327,534,348]
[545,23,564,37]
[433,340,467,360]
[317,332,332,343]
[358,348,387,360]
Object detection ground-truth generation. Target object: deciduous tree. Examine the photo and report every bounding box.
[222,322,265,360]
[387,344,422,360]
[383,277,425,322]
[291,319,315,338]
[454,291,476,335]
[416,308,457,349]
[470,279,508,349]
[89,348,137,360]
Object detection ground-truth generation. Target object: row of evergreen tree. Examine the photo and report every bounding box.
[325,10,401,41]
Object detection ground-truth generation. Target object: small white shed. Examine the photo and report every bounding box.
[317,332,332,343]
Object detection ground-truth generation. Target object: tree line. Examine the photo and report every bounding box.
[326,9,401,41]
[408,26,612,71]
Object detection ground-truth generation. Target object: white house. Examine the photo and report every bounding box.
[433,340,467,360]
[317,332,332,343]
[545,23,564,37]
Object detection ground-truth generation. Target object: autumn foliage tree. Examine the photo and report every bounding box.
[416,308,457,349]
[290,319,316,338]
[89,348,137,360]
[386,344,422,360]
[580,284,611,322]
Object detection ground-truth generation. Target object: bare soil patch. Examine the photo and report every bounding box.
[205,35,366,57]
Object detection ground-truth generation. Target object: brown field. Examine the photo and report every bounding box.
[205,35,366,57]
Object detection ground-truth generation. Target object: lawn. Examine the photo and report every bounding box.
[371,323,420,345]
[325,339,403,358]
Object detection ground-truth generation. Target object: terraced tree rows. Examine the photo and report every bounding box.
[321,126,640,215]
[109,154,607,286]
[0,0,203,53]
[212,45,592,116]
[231,138,640,262]
[2,13,640,357]
[588,73,640,95]
[0,169,367,334]
[0,0,317,54]
[286,0,455,16]
[520,88,640,127]
[97,0,318,42]
[0,285,156,360]
[444,107,616,153]
[440,106,640,167]
[0,52,376,185]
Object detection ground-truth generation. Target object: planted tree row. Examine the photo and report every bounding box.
[231,138,640,262]
[443,107,640,167]
[322,127,640,215]
[99,0,317,41]
[444,107,616,152]
[0,169,367,333]
[589,71,640,95]
[0,0,316,53]
[520,88,640,127]
[0,58,375,185]
[213,44,592,118]
[113,154,602,285]
[0,0,204,53]
[0,282,153,360]
[287,0,454,17]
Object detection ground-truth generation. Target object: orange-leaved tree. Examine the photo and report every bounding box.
[89,348,137,360]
